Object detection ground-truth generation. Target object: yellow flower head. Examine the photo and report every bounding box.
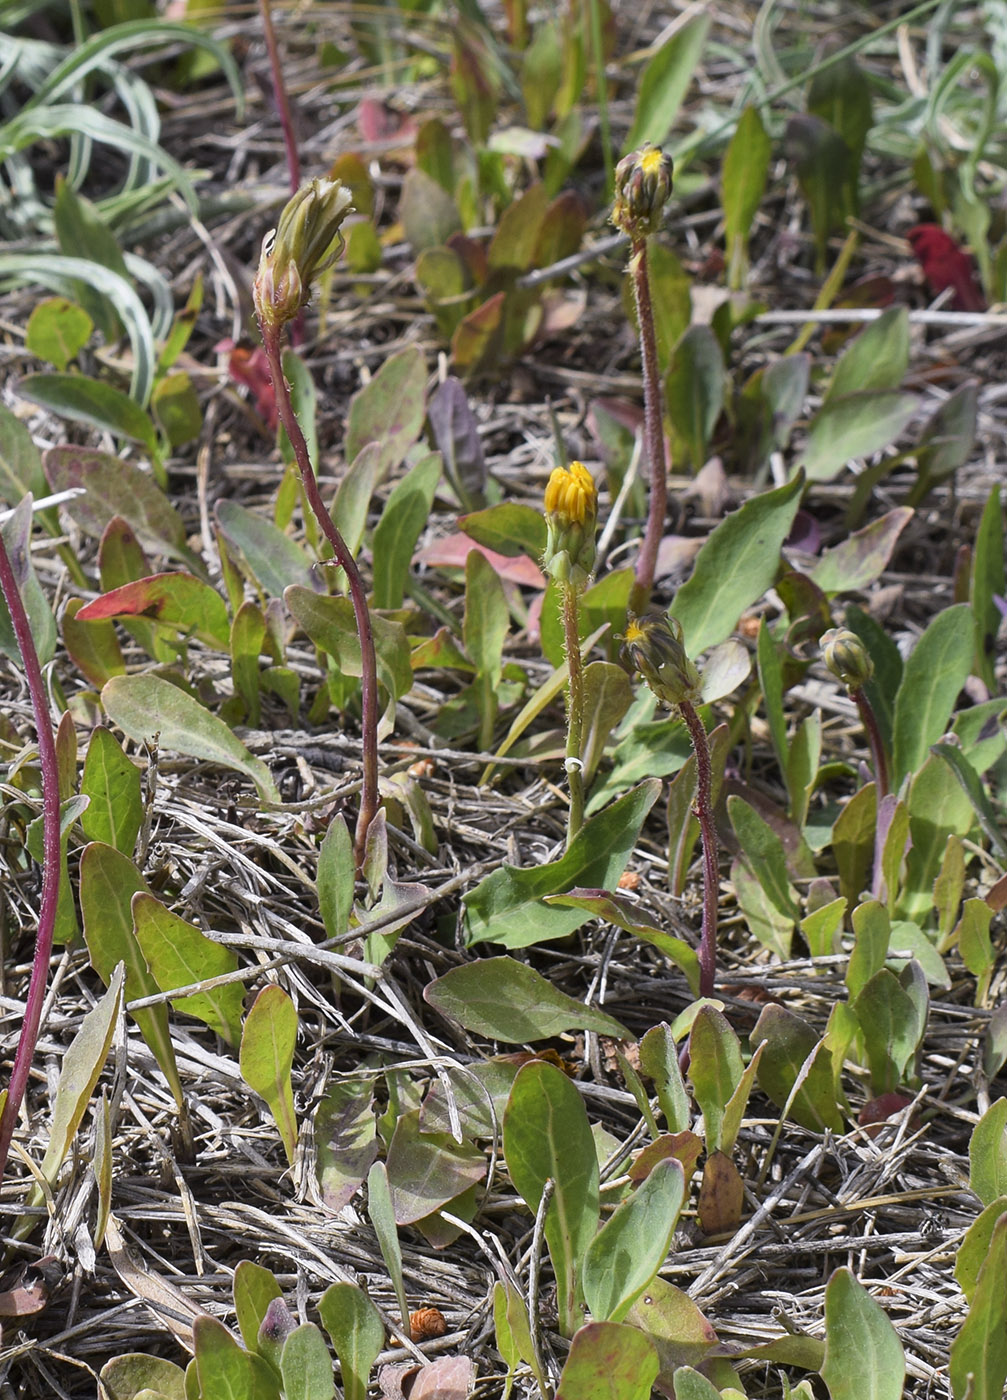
[611,144,674,240]
[821,626,873,691]
[254,177,354,330]
[543,461,598,588]
[623,613,701,707]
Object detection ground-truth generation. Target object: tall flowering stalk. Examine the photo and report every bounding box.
[544,461,598,848]
[253,178,379,866]
[624,614,718,997]
[821,626,888,798]
[611,144,674,619]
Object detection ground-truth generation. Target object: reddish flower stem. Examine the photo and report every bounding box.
[627,238,669,618]
[258,327,379,867]
[678,698,718,998]
[852,687,889,799]
[0,533,61,1179]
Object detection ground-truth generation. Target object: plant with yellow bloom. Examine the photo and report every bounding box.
[544,460,599,847]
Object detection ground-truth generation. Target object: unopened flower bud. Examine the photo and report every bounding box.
[543,461,598,588]
[821,626,874,690]
[623,614,701,706]
[611,144,674,240]
[254,177,353,330]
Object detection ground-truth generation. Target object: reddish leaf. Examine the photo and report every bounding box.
[217,340,277,430]
[629,1131,703,1186]
[907,224,986,312]
[697,1150,744,1234]
[414,534,544,587]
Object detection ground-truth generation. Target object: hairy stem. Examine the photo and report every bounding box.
[259,327,379,866]
[628,238,669,618]
[560,581,586,847]
[853,687,889,799]
[679,698,718,998]
[0,535,61,1179]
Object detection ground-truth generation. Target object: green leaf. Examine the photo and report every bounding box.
[639,1024,690,1133]
[971,484,1005,691]
[456,503,547,559]
[668,473,804,655]
[80,842,183,1110]
[371,452,441,609]
[365,1161,409,1332]
[317,1283,384,1400]
[279,1324,334,1400]
[950,1211,1007,1400]
[19,372,158,459]
[0,400,47,504]
[555,1321,659,1400]
[345,345,428,475]
[673,1367,722,1400]
[234,1260,283,1358]
[504,1061,599,1337]
[665,326,725,471]
[42,445,188,559]
[216,499,319,599]
[821,1268,905,1400]
[193,1316,278,1400]
[75,572,230,649]
[810,508,914,595]
[25,295,93,370]
[624,1277,718,1381]
[799,390,918,483]
[80,727,142,855]
[956,1196,1007,1305]
[33,964,124,1199]
[582,1158,685,1322]
[100,1354,187,1400]
[728,795,799,922]
[0,495,57,666]
[240,986,299,1166]
[102,674,280,804]
[826,309,909,402]
[314,1077,377,1212]
[970,1099,1007,1207]
[544,890,700,996]
[853,968,924,1096]
[625,14,711,151]
[463,779,660,947]
[332,444,384,560]
[132,892,243,1047]
[150,372,202,448]
[284,589,413,721]
[722,106,771,289]
[581,663,634,784]
[688,1005,743,1153]
[891,604,974,787]
[463,548,509,684]
[278,348,318,470]
[909,381,978,505]
[751,1003,845,1132]
[399,168,463,253]
[425,955,630,1042]
[317,815,354,941]
[385,1108,485,1225]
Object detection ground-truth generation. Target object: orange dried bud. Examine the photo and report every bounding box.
[409,1307,447,1342]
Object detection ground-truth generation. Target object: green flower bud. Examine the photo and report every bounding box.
[821,626,874,690]
[623,613,701,706]
[611,144,674,240]
[543,461,598,589]
[254,177,353,330]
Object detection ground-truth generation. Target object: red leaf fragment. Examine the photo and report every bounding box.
[907,224,986,312]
